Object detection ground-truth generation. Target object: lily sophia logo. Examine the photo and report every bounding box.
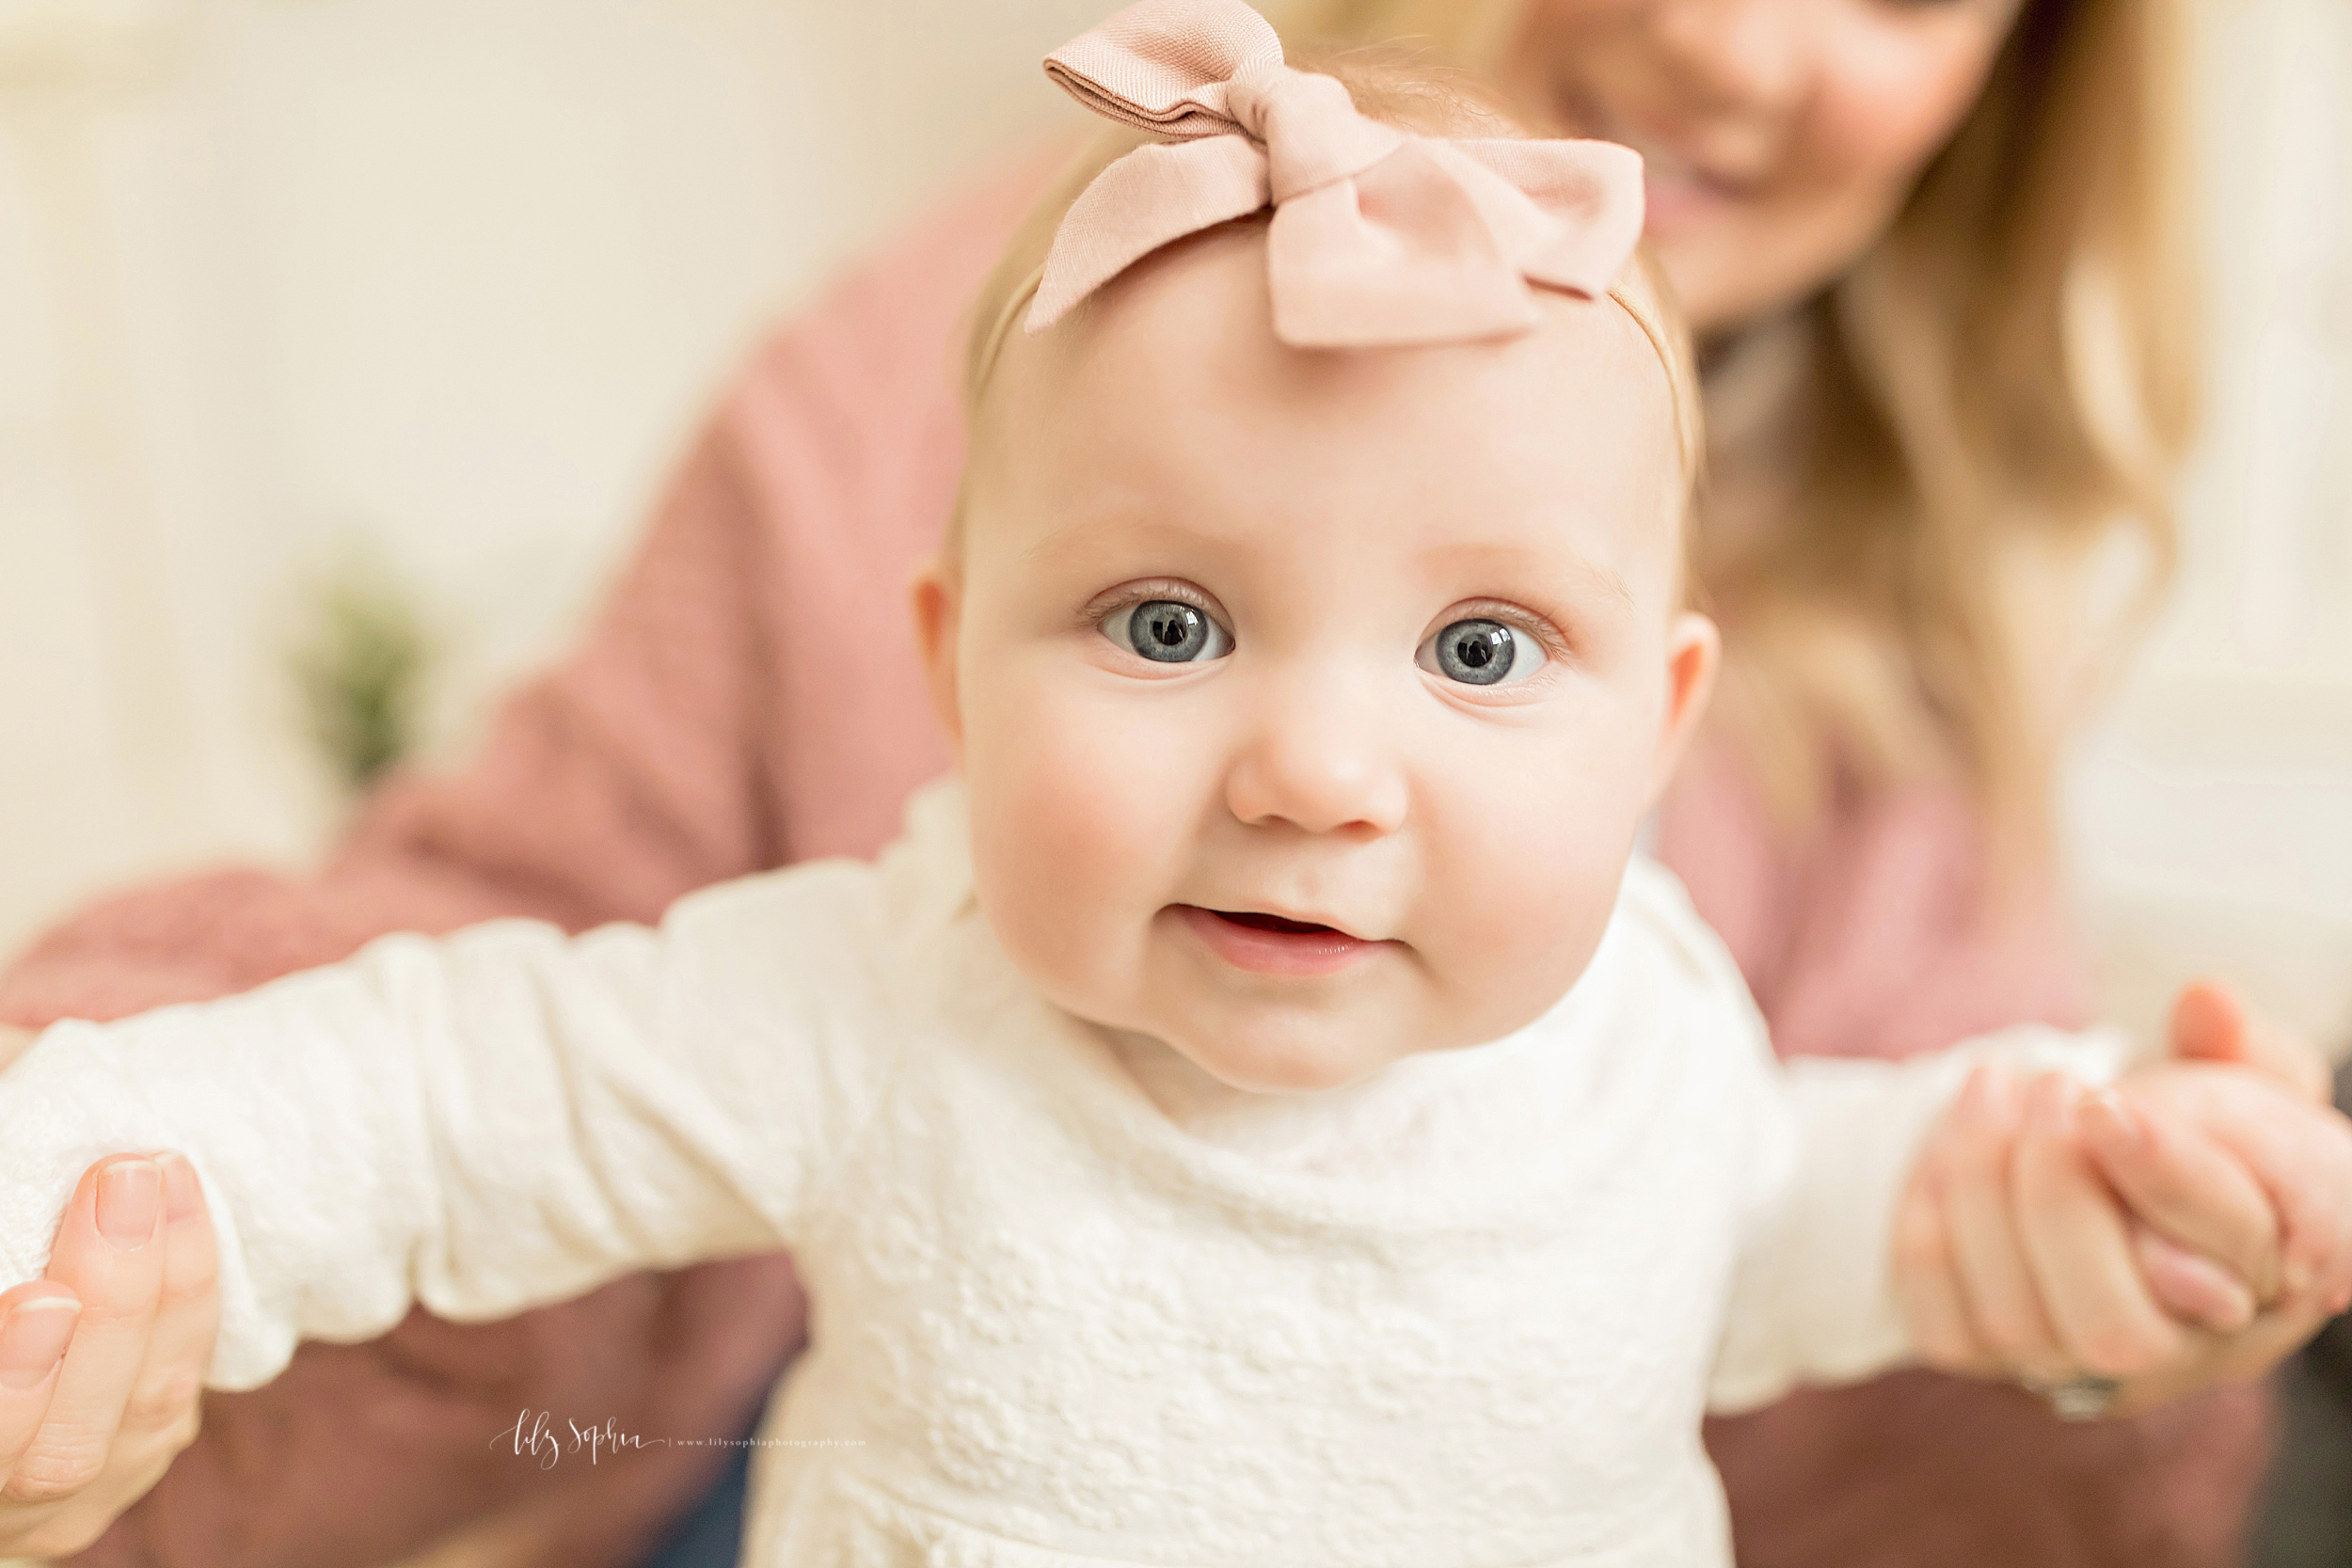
[493,1409,663,1470]
[491,1410,867,1469]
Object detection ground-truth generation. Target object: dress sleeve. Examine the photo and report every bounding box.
[0,861,903,1393]
[1704,1023,2135,1416]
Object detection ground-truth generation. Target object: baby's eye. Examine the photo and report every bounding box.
[1417,618,1546,689]
[1102,599,1234,664]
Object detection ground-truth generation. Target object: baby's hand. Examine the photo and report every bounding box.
[1894,1030,2352,1415]
[1893,1063,2236,1389]
[0,1151,218,1558]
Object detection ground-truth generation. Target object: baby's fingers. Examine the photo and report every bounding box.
[1937,1064,2069,1378]
[1892,1166,2000,1376]
[2011,1074,2187,1380]
[2079,1087,2280,1304]
[6,1156,166,1506]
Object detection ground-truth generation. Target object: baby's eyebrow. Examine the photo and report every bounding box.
[1018,512,1199,569]
[1016,513,1638,612]
[1422,540,1635,612]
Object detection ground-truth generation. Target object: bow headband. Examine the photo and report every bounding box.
[1023,0,1650,351]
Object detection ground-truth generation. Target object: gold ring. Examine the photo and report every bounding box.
[2025,1372,2122,1422]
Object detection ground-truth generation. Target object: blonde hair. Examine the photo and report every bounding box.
[1271,0,2200,862]
[952,47,1705,576]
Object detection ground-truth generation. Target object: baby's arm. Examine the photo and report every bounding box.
[0,858,900,1394]
[1709,997,2352,1418]
[1704,1022,2130,1414]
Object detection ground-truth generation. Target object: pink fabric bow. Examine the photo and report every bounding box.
[1025,0,1646,348]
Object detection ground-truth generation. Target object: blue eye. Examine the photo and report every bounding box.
[1418,618,1545,688]
[1104,598,1233,664]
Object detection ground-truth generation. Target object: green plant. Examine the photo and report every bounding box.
[286,554,433,796]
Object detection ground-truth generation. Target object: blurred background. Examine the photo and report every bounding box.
[0,0,2346,1055]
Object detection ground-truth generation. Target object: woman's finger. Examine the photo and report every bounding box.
[2010,1072,2186,1380]
[2167,981,2329,1104]
[2141,1071,2352,1310]
[118,1152,217,1449]
[8,1157,167,1506]
[2078,1085,2280,1302]
[1937,1064,2070,1377]
[0,1286,82,1490]
[2134,1229,2256,1333]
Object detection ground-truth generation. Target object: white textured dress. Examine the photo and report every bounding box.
[0,778,2122,1567]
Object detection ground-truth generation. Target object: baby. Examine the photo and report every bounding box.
[0,3,2344,1563]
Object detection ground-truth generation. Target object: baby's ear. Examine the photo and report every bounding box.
[909,558,965,761]
[1646,611,1719,803]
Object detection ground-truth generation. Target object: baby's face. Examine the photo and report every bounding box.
[918,227,1715,1092]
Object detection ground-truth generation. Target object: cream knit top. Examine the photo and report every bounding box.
[0,778,2122,1567]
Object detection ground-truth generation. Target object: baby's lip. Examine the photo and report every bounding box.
[1168,904,1397,979]
[1200,906,1374,942]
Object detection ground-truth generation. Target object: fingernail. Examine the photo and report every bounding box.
[158,1152,200,1222]
[2031,1077,2075,1133]
[2201,1269,2258,1333]
[97,1158,162,1247]
[2080,1090,2140,1148]
[0,1296,81,1389]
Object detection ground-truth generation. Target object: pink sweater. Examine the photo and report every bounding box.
[6,145,2267,1568]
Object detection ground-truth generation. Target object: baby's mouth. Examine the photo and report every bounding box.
[1171,905,1389,978]
[1214,910,1342,936]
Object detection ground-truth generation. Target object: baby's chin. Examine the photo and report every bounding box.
[1010,942,1569,1096]
[1135,997,1486,1096]
[1047,980,1405,1095]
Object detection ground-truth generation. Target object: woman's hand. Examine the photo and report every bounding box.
[2081,1057,2352,1413]
[2085,980,2352,1412]
[0,1150,219,1559]
[2162,978,2333,1104]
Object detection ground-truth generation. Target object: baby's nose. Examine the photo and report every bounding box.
[1221,671,1409,837]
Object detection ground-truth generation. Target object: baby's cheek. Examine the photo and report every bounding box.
[963,679,1209,1010]
[1420,771,1636,1043]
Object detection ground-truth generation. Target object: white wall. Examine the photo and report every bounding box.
[1,0,2348,1052]
[2063,0,2352,1050]
[0,0,1116,957]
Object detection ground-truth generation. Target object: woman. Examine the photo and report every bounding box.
[0,0,2337,1564]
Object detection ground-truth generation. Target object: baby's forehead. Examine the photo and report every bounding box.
[970,225,1684,576]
